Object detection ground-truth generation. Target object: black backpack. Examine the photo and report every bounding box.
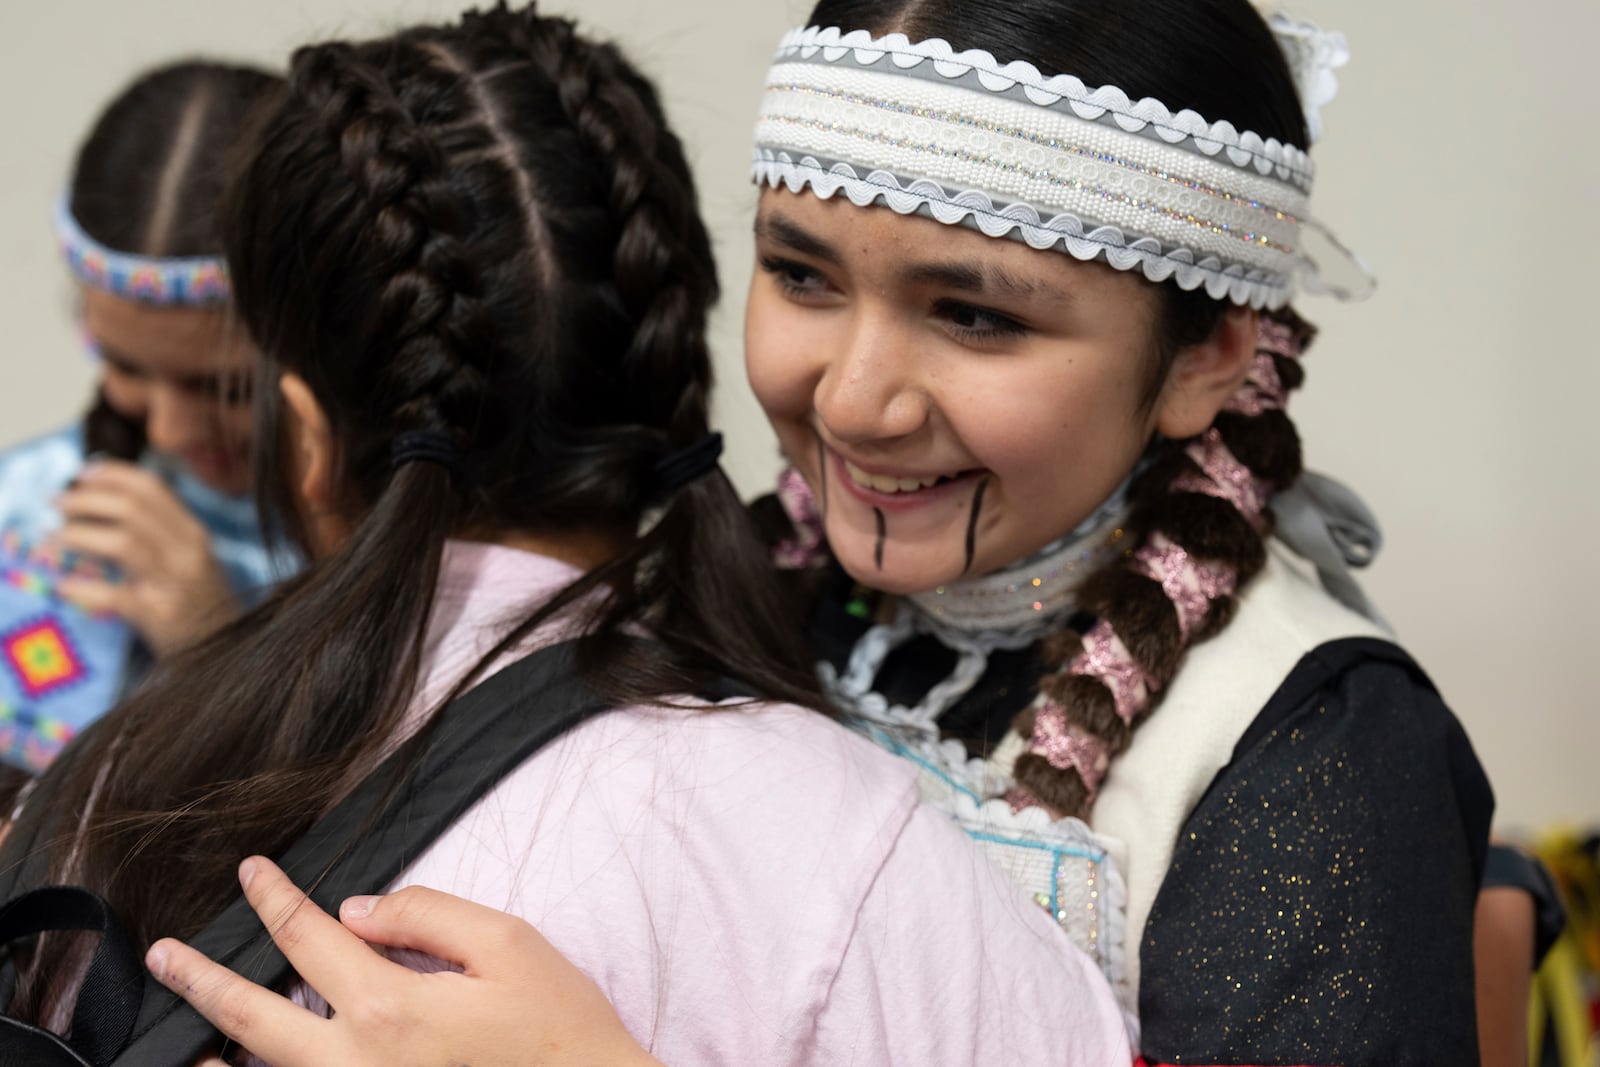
[0,637,708,1066]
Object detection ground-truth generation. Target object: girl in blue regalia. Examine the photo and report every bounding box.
[0,62,291,775]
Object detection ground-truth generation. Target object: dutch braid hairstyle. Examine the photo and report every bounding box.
[2,3,816,1017]
[804,0,1320,818]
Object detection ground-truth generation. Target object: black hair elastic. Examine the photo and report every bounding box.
[651,432,723,496]
[389,430,463,481]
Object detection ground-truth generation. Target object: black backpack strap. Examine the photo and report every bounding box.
[112,636,616,1067]
[0,887,140,1067]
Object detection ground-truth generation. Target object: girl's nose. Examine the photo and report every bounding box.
[142,384,205,456]
[812,313,930,446]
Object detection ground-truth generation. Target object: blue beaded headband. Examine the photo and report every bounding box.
[54,194,231,306]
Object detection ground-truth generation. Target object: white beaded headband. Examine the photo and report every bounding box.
[752,23,1366,309]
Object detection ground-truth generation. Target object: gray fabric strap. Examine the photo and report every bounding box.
[1272,469,1387,626]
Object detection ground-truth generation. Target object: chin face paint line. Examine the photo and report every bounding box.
[963,476,991,575]
[874,506,886,571]
[814,430,829,516]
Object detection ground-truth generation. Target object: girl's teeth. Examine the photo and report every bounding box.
[844,461,943,494]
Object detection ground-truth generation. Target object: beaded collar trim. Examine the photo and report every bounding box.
[54,195,230,306]
[753,26,1337,309]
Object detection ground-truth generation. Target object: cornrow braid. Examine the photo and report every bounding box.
[285,41,497,455]
[470,3,719,449]
[447,7,816,698]
[1011,307,1317,818]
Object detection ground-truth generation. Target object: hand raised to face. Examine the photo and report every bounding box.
[55,460,237,656]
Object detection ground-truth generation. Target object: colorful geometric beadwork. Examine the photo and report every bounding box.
[0,528,120,606]
[0,700,77,774]
[0,528,131,773]
[4,618,86,699]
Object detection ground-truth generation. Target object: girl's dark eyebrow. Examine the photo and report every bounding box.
[97,344,233,391]
[903,261,1050,301]
[756,211,1065,304]
[754,212,840,265]
[903,260,1069,306]
[177,372,228,392]
[96,344,142,372]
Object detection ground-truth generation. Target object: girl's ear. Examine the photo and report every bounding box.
[278,372,348,555]
[279,373,334,507]
[1153,305,1258,440]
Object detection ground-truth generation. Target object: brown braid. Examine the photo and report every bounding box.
[1012,306,1318,817]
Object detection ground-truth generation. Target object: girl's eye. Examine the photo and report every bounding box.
[183,376,252,405]
[100,354,147,380]
[220,381,253,407]
[934,299,1027,342]
[212,381,254,406]
[759,256,828,297]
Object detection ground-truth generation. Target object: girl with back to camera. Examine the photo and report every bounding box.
[0,62,289,777]
[0,5,1131,1065]
[157,1,1499,1065]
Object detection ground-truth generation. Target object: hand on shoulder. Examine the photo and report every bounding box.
[149,857,663,1067]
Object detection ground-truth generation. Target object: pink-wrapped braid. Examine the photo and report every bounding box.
[772,467,827,570]
[1172,429,1272,533]
[1068,620,1160,726]
[1011,312,1310,818]
[1021,701,1113,801]
[1131,534,1239,641]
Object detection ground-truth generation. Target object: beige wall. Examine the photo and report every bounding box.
[2,1,1593,828]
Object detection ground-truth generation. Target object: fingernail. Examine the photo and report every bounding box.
[341,896,377,920]
[146,944,170,982]
[239,858,258,891]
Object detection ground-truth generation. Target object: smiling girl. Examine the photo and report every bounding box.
[736,11,1492,1062]
[150,1,1492,1064]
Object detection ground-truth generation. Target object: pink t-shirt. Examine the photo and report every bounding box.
[320,542,1131,1065]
